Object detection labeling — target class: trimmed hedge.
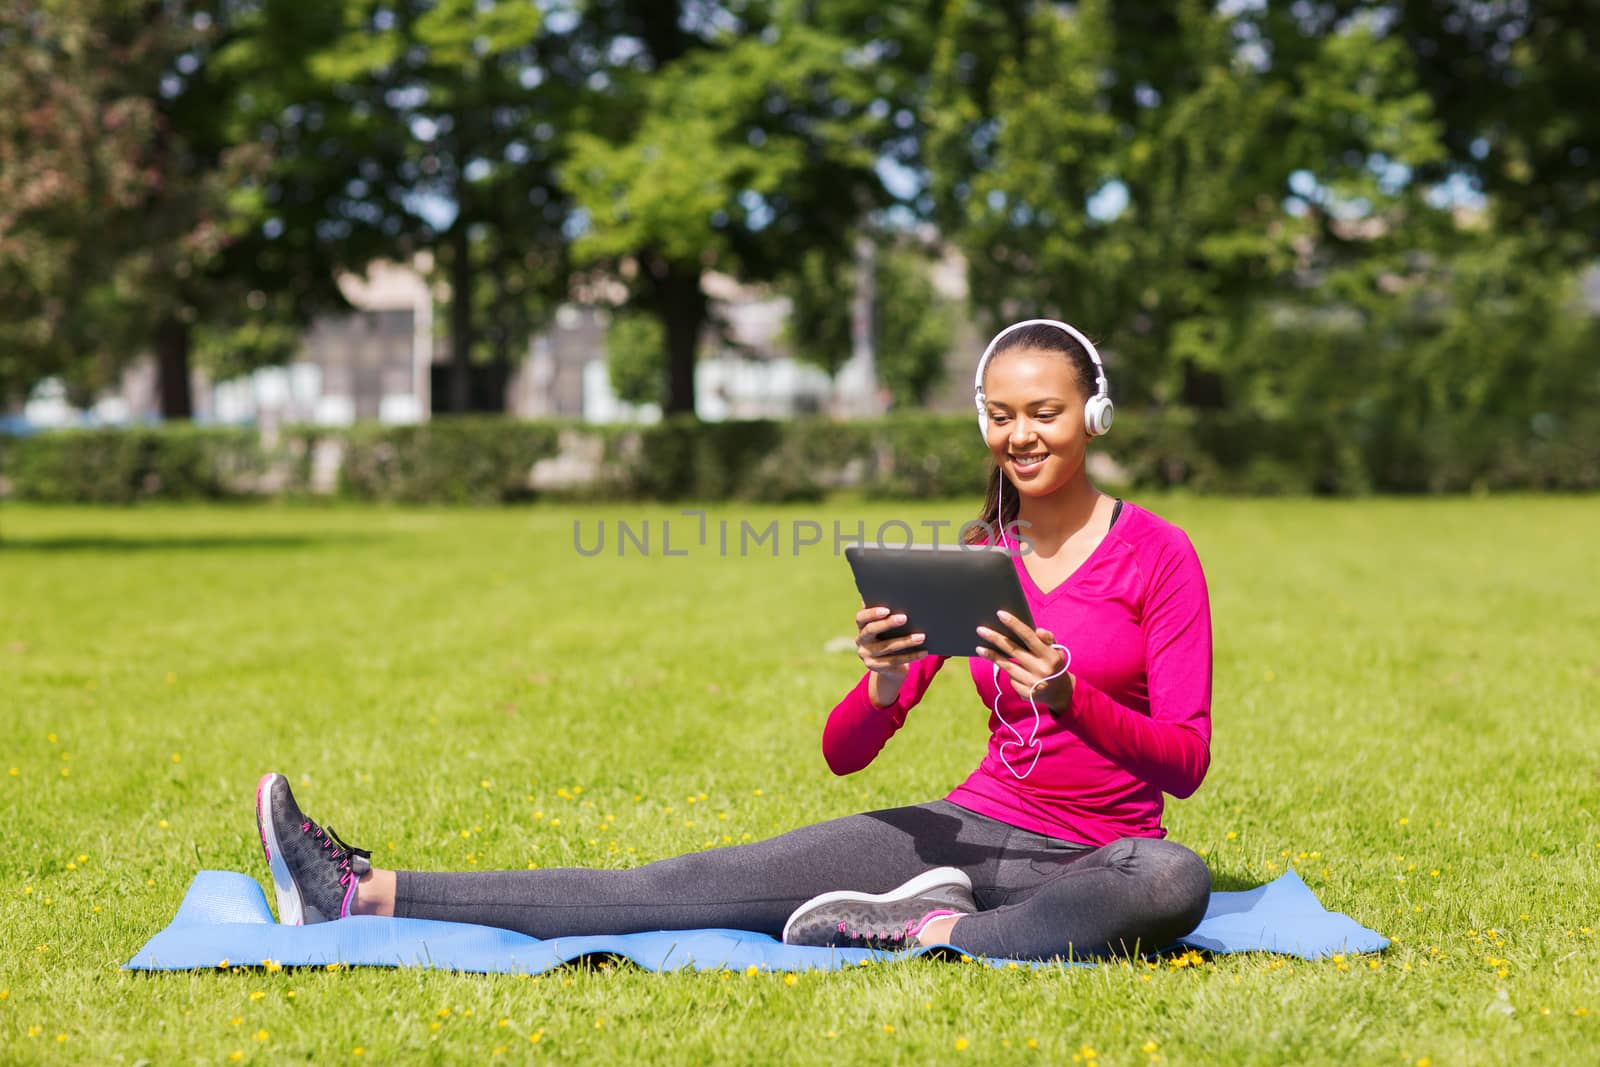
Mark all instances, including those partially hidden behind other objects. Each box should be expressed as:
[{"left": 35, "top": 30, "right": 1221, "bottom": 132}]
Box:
[
  {"left": 337, "top": 417, "right": 564, "bottom": 504},
  {"left": 0, "top": 426, "right": 267, "bottom": 503},
  {"left": 3, "top": 409, "right": 1596, "bottom": 504}
]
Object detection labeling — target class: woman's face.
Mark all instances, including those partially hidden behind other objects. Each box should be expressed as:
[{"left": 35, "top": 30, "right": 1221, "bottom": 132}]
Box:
[{"left": 981, "top": 347, "right": 1090, "bottom": 497}]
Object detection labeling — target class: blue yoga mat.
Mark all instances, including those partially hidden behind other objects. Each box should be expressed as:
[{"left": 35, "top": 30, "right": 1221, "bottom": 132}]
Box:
[{"left": 125, "top": 868, "right": 1386, "bottom": 973}]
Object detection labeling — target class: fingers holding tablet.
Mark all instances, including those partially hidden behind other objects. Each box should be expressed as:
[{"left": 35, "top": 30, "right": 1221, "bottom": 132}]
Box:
[{"left": 854, "top": 604, "right": 927, "bottom": 675}]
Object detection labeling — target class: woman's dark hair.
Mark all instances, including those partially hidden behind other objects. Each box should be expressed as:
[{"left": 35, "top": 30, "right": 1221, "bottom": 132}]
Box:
[{"left": 962, "top": 322, "right": 1102, "bottom": 545}]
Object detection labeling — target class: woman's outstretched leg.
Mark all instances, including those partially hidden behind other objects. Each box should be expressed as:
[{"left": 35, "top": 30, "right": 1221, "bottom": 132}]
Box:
[{"left": 256, "top": 773, "right": 1005, "bottom": 939}]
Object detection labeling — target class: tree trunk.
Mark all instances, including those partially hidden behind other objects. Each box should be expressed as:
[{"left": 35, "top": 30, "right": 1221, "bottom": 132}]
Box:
[
  {"left": 447, "top": 223, "right": 474, "bottom": 414},
  {"left": 155, "top": 315, "right": 193, "bottom": 420},
  {"left": 656, "top": 263, "right": 706, "bottom": 417}
]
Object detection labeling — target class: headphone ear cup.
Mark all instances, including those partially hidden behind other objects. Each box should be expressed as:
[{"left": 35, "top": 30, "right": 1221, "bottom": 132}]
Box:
[
  {"left": 974, "top": 391, "right": 988, "bottom": 438},
  {"left": 1084, "top": 396, "right": 1114, "bottom": 437}
]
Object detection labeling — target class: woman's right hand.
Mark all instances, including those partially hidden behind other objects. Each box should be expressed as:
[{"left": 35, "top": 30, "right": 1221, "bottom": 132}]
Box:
[{"left": 855, "top": 604, "right": 927, "bottom": 679}]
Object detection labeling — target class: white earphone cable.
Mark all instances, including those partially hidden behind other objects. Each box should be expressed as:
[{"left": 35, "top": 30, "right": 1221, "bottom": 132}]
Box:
[{"left": 990, "top": 643, "right": 1071, "bottom": 781}]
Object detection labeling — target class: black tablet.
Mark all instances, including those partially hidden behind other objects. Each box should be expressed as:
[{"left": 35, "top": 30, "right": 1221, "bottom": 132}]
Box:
[{"left": 844, "top": 544, "right": 1036, "bottom": 657}]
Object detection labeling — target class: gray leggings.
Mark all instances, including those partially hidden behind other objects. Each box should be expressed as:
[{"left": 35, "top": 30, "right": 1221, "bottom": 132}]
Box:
[{"left": 394, "top": 800, "right": 1210, "bottom": 960}]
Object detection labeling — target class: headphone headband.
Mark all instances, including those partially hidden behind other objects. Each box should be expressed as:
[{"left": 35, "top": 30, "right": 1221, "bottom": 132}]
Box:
[{"left": 973, "top": 318, "right": 1108, "bottom": 402}]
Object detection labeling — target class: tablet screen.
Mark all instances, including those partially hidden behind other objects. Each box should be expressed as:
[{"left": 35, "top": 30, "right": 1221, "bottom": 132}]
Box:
[{"left": 845, "top": 545, "right": 1036, "bottom": 657}]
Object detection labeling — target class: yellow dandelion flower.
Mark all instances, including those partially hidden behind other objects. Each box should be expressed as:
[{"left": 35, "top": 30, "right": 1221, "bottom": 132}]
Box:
[
  {"left": 56, "top": 1034, "right": 68, "bottom": 1043},
  {"left": 883, "top": 1024, "right": 895, "bottom": 1034},
  {"left": 498, "top": 1017, "right": 510, "bottom": 1027},
  {"left": 1225, "top": 831, "right": 1237, "bottom": 840},
  {"left": 230, "top": 1016, "right": 244, "bottom": 1026},
  {"left": 528, "top": 1029, "right": 545, "bottom": 1044},
  {"left": 746, "top": 964, "right": 761, "bottom": 976},
  {"left": 250, "top": 991, "right": 266, "bottom": 1001},
  {"left": 353, "top": 1048, "right": 364, "bottom": 1056},
  {"left": 1143, "top": 1040, "right": 1159, "bottom": 1053},
  {"left": 594, "top": 1016, "right": 606, "bottom": 1029},
  {"left": 28, "top": 1025, "right": 42, "bottom": 1037},
  {"left": 159, "top": 819, "right": 170, "bottom": 829},
  {"left": 254, "top": 1029, "right": 269, "bottom": 1042},
  {"left": 784, "top": 974, "right": 799, "bottom": 986},
  {"left": 955, "top": 1038, "right": 970, "bottom": 1051},
  {"left": 230, "top": 1052, "right": 243, "bottom": 1063},
  {"left": 437, "top": 1007, "right": 452, "bottom": 1018}
]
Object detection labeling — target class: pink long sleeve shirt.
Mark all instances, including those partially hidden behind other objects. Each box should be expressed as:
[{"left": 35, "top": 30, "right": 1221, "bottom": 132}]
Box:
[{"left": 823, "top": 502, "right": 1213, "bottom": 847}]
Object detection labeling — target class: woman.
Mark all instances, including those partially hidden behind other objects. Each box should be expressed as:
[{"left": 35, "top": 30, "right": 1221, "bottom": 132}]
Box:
[{"left": 256, "top": 318, "right": 1213, "bottom": 961}]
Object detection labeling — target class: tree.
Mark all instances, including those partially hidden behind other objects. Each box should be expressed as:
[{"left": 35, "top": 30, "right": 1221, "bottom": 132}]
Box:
[
  {"left": 927, "top": 0, "right": 1449, "bottom": 410},
  {"left": 1371, "top": 0, "right": 1600, "bottom": 264},
  {"left": 218, "top": 0, "right": 563, "bottom": 414},
  {"left": 786, "top": 240, "right": 954, "bottom": 408},
  {"left": 560, "top": 2, "right": 900, "bottom": 416},
  {"left": 0, "top": 1, "right": 276, "bottom": 414}
]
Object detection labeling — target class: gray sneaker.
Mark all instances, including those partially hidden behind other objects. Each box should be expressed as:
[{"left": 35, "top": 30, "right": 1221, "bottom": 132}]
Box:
[
  {"left": 781, "top": 867, "right": 977, "bottom": 950},
  {"left": 254, "top": 772, "right": 371, "bottom": 925}
]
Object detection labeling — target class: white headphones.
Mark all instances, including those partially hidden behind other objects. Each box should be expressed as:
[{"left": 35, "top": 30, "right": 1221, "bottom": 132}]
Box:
[{"left": 973, "top": 318, "right": 1114, "bottom": 439}]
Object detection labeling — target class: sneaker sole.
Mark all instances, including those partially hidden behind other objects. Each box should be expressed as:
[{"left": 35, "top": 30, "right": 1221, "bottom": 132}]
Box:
[
  {"left": 781, "top": 866, "right": 972, "bottom": 944},
  {"left": 255, "top": 772, "right": 305, "bottom": 926}
]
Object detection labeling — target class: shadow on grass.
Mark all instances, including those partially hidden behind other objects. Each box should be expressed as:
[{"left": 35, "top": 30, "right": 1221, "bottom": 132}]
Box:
[
  {"left": 1208, "top": 871, "right": 1266, "bottom": 893},
  {"left": 0, "top": 533, "right": 388, "bottom": 554}
]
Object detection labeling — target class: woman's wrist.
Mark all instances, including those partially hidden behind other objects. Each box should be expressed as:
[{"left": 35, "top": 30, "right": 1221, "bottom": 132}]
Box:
[
  {"left": 868, "top": 671, "right": 904, "bottom": 709},
  {"left": 1045, "top": 673, "right": 1077, "bottom": 715}
]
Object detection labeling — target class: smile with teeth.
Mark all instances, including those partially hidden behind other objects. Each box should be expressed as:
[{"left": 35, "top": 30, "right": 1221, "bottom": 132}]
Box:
[{"left": 1010, "top": 452, "right": 1048, "bottom": 470}]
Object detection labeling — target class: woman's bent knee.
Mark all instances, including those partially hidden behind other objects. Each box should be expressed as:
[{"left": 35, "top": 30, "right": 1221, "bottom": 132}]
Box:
[
  {"left": 1135, "top": 838, "right": 1211, "bottom": 939},
  {"left": 1095, "top": 837, "right": 1210, "bottom": 943}
]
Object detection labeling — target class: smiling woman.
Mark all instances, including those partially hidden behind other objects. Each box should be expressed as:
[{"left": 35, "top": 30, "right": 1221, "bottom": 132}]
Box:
[{"left": 252, "top": 318, "right": 1214, "bottom": 965}]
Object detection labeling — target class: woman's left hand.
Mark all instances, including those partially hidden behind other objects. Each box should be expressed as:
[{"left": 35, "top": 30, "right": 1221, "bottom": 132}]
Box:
[{"left": 975, "top": 610, "right": 1074, "bottom": 710}]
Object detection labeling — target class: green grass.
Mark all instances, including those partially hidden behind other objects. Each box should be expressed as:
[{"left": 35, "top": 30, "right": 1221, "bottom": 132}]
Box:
[{"left": 2, "top": 496, "right": 1598, "bottom": 1065}]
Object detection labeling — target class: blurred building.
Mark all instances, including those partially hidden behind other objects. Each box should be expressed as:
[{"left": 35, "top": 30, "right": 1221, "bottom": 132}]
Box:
[{"left": 7, "top": 252, "right": 991, "bottom": 430}]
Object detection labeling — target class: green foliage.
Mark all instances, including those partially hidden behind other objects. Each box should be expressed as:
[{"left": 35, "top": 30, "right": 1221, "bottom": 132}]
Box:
[
  {"left": 929, "top": 0, "right": 1457, "bottom": 409},
  {"left": 873, "top": 250, "right": 956, "bottom": 410},
  {"left": 605, "top": 312, "right": 668, "bottom": 409},
  {"left": 2, "top": 427, "right": 266, "bottom": 503},
  {"left": 785, "top": 243, "right": 956, "bottom": 407},
  {"left": 337, "top": 418, "right": 564, "bottom": 504}
]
